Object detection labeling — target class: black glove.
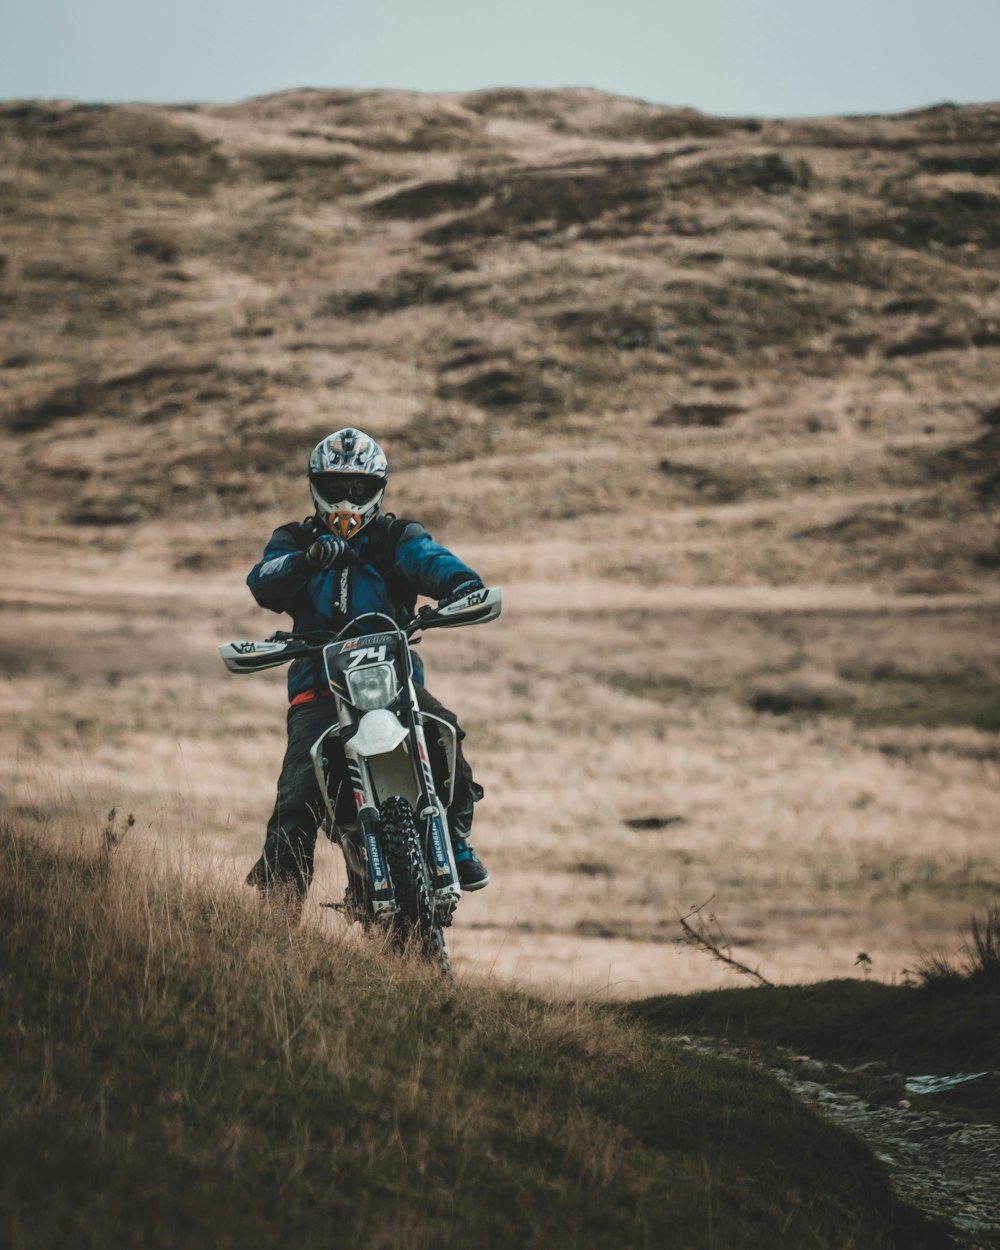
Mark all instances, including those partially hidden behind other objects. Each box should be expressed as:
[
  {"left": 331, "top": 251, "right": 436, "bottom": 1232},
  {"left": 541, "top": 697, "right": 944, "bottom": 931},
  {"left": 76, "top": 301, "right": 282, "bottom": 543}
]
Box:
[
  {"left": 305, "top": 535, "right": 352, "bottom": 570},
  {"left": 438, "top": 578, "right": 484, "bottom": 607}
]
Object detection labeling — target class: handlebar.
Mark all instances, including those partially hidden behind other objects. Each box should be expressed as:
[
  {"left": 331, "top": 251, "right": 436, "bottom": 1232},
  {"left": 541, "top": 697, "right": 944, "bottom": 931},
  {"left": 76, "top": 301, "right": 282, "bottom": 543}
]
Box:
[
  {"left": 266, "top": 613, "right": 425, "bottom": 648},
  {"left": 266, "top": 587, "right": 500, "bottom": 646},
  {"left": 222, "top": 588, "right": 501, "bottom": 675}
]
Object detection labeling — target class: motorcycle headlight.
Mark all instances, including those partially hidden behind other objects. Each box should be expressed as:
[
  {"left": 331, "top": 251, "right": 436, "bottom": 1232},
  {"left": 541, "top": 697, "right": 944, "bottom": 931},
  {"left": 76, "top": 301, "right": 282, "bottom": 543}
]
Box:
[{"left": 345, "top": 663, "right": 396, "bottom": 711}]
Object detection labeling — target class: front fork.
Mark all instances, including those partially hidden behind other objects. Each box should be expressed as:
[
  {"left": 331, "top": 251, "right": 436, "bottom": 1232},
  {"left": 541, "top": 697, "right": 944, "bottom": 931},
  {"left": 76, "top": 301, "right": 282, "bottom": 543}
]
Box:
[
  {"left": 308, "top": 705, "right": 463, "bottom": 921},
  {"left": 412, "top": 715, "right": 462, "bottom": 915},
  {"left": 309, "top": 721, "right": 396, "bottom": 919}
]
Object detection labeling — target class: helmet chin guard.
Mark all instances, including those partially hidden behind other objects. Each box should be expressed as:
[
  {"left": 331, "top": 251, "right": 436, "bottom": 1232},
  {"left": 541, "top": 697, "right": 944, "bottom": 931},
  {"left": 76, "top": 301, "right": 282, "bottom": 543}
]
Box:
[
  {"left": 308, "top": 428, "right": 388, "bottom": 539},
  {"left": 324, "top": 508, "right": 366, "bottom": 539}
]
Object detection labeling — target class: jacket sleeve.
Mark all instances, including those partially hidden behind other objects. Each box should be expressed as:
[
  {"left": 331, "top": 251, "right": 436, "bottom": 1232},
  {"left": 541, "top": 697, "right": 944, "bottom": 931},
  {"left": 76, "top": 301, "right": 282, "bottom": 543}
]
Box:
[
  {"left": 246, "top": 524, "right": 312, "bottom": 614},
  {"left": 394, "top": 527, "right": 481, "bottom": 600}
]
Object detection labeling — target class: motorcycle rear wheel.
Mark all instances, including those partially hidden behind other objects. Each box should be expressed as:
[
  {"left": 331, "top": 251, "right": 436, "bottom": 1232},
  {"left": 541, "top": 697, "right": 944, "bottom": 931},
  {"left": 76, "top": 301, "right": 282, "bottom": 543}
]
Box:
[{"left": 380, "top": 795, "right": 451, "bottom": 977}]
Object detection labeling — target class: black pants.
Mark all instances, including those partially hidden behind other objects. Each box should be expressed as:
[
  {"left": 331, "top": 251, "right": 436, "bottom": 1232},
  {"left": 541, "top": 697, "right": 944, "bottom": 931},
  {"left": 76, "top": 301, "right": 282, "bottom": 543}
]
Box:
[{"left": 249, "top": 686, "right": 480, "bottom": 896}]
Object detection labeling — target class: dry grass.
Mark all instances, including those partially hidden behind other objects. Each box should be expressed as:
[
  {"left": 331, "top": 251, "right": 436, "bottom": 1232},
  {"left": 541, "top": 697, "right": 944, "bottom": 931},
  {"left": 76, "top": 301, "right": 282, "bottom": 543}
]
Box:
[
  {"left": 0, "top": 819, "right": 943, "bottom": 1250},
  {"left": 916, "top": 901, "right": 1000, "bottom": 989}
]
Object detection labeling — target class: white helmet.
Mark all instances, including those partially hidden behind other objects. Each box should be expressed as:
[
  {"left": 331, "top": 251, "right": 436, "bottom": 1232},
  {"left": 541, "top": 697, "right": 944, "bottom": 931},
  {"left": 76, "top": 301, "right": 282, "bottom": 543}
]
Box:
[{"left": 308, "top": 428, "right": 388, "bottom": 539}]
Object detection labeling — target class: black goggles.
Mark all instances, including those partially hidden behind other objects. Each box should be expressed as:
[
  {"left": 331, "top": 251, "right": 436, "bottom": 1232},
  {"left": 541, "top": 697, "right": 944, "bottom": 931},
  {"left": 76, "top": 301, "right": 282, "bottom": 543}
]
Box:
[{"left": 311, "top": 472, "right": 384, "bottom": 506}]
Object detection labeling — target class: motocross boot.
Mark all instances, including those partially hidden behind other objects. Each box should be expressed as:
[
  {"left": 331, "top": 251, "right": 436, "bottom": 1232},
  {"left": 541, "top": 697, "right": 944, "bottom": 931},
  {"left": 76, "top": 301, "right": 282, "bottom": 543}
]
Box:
[
  {"left": 451, "top": 811, "right": 489, "bottom": 891},
  {"left": 246, "top": 854, "right": 307, "bottom": 926}
]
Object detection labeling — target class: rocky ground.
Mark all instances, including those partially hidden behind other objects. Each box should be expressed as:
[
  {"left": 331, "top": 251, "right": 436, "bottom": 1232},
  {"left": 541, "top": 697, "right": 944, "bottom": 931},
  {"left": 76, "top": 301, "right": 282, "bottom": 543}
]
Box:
[
  {"left": 788, "top": 1068, "right": 1000, "bottom": 1249},
  {"left": 679, "top": 1034, "right": 1000, "bottom": 1249}
]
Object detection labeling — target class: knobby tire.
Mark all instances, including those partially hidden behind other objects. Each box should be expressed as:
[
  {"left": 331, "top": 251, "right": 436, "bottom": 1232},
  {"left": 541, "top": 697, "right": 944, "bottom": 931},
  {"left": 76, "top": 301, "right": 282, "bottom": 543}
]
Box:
[{"left": 380, "top": 795, "right": 451, "bottom": 977}]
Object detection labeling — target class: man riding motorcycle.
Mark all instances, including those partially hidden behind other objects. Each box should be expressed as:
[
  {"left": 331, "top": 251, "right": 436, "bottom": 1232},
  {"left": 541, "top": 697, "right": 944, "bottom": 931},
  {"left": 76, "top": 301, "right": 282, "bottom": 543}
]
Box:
[{"left": 244, "top": 426, "right": 489, "bottom": 911}]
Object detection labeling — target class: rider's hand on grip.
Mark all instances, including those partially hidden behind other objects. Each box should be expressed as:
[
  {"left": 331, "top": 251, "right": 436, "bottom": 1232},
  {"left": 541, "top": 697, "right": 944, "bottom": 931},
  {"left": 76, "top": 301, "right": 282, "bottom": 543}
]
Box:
[
  {"left": 306, "top": 536, "right": 351, "bottom": 570},
  {"left": 438, "top": 578, "right": 484, "bottom": 607}
]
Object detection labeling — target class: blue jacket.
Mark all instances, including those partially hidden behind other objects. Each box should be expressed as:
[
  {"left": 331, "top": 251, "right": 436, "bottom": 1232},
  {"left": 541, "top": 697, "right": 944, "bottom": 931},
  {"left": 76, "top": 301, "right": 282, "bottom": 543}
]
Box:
[{"left": 247, "top": 514, "right": 479, "bottom": 700}]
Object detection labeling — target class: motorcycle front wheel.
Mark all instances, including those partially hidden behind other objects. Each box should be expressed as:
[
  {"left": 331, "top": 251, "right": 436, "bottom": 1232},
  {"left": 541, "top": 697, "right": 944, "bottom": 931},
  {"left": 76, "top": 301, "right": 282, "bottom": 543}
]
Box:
[{"left": 379, "top": 795, "right": 451, "bottom": 977}]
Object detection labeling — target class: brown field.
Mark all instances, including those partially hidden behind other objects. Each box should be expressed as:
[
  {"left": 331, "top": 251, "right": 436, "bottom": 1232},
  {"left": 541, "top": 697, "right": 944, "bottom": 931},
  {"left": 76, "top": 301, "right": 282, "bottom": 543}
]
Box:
[{"left": 1, "top": 89, "right": 998, "bottom": 997}]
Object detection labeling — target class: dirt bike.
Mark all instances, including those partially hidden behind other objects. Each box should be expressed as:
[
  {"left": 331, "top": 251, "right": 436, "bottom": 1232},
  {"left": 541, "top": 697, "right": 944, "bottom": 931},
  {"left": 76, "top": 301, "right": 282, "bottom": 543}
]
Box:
[{"left": 219, "top": 586, "right": 501, "bottom": 974}]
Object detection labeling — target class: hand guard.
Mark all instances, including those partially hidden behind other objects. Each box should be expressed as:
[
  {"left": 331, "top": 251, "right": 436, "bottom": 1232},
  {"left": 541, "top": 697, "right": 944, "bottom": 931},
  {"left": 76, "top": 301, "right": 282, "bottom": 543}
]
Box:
[
  {"left": 306, "top": 536, "right": 352, "bottom": 570},
  {"left": 438, "top": 578, "right": 484, "bottom": 607}
]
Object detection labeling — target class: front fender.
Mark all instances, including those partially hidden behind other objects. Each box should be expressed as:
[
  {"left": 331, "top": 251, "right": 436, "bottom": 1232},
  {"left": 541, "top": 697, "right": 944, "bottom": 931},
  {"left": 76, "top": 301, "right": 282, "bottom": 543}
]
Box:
[{"left": 348, "top": 709, "right": 409, "bottom": 757}]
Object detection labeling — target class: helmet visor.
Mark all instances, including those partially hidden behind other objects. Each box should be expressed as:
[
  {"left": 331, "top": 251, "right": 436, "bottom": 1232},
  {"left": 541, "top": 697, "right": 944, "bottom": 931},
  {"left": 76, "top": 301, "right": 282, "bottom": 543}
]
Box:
[{"left": 311, "top": 472, "right": 384, "bottom": 507}]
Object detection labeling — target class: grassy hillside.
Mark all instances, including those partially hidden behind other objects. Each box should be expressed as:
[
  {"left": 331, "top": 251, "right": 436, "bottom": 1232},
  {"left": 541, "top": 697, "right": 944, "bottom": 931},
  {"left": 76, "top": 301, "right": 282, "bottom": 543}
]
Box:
[
  {"left": 0, "top": 821, "right": 946, "bottom": 1250},
  {"left": 1, "top": 86, "right": 998, "bottom": 992},
  {"left": 0, "top": 95, "right": 998, "bottom": 1250},
  {"left": 2, "top": 90, "right": 999, "bottom": 586}
]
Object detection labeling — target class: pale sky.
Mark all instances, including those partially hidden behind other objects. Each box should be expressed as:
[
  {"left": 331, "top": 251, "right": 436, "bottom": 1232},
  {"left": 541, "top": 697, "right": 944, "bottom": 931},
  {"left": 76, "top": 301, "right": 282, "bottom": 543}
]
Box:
[{"left": 2, "top": 0, "right": 998, "bottom": 118}]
